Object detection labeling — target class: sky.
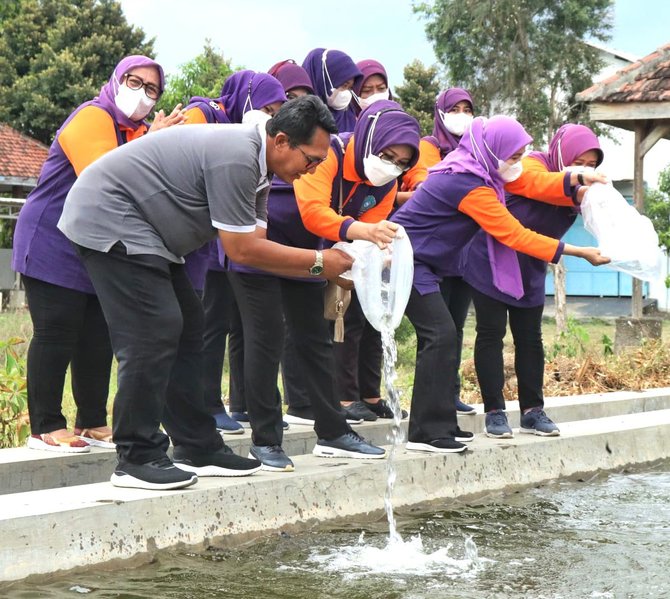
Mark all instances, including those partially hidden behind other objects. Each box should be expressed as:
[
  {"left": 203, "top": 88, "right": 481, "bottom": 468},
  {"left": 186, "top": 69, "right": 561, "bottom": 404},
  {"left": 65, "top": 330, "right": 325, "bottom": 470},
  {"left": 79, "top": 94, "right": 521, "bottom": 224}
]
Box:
[{"left": 118, "top": 0, "right": 670, "bottom": 90}]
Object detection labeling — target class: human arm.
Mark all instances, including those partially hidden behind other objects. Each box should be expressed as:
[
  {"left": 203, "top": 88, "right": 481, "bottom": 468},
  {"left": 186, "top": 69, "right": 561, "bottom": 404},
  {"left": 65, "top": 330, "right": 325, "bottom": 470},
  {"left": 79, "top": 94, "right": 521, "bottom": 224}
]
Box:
[{"left": 458, "top": 186, "right": 610, "bottom": 265}]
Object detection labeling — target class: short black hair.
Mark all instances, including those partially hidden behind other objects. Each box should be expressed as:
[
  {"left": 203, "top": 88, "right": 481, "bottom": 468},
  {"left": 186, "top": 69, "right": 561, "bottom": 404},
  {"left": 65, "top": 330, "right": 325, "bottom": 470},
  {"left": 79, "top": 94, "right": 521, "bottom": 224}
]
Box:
[{"left": 266, "top": 95, "right": 338, "bottom": 145}]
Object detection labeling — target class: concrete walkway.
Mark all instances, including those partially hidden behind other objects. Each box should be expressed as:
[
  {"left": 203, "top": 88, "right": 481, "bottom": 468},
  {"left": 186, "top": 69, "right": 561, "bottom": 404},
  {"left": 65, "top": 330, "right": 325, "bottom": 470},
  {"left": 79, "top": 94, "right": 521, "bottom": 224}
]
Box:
[{"left": 1, "top": 388, "right": 670, "bottom": 584}]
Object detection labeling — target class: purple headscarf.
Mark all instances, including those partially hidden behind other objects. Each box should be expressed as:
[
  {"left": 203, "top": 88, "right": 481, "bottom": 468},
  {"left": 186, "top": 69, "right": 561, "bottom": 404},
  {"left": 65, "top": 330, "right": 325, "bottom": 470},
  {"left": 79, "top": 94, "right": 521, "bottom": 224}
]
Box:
[
  {"left": 190, "top": 70, "right": 286, "bottom": 124},
  {"left": 268, "top": 60, "right": 314, "bottom": 94},
  {"left": 432, "top": 115, "right": 533, "bottom": 299},
  {"left": 95, "top": 55, "right": 165, "bottom": 131},
  {"left": 530, "top": 123, "right": 603, "bottom": 172},
  {"left": 431, "top": 88, "right": 474, "bottom": 157},
  {"left": 351, "top": 100, "right": 421, "bottom": 180},
  {"left": 302, "top": 48, "right": 363, "bottom": 104}
]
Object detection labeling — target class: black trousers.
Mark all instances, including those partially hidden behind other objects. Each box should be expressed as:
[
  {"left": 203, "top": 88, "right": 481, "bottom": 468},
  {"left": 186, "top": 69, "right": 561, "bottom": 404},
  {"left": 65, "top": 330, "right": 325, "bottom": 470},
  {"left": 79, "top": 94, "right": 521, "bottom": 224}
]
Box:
[
  {"left": 227, "top": 272, "right": 284, "bottom": 446},
  {"left": 404, "top": 288, "right": 460, "bottom": 443},
  {"left": 280, "top": 278, "right": 351, "bottom": 439},
  {"left": 201, "top": 270, "right": 245, "bottom": 413},
  {"left": 77, "top": 244, "right": 223, "bottom": 463},
  {"left": 333, "top": 291, "right": 382, "bottom": 402},
  {"left": 439, "top": 276, "right": 472, "bottom": 403},
  {"left": 470, "top": 288, "right": 545, "bottom": 412},
  {"left": 23, "top": 275, "right": 112, "bottom": 434}
]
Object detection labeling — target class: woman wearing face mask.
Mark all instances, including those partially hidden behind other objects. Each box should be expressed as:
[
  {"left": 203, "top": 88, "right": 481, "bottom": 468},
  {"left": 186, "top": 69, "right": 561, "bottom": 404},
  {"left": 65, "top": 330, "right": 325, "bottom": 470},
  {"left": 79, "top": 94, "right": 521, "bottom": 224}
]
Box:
[
  {"left": 399, "top": 88, "right": 479, "bottom": 417},
  {"left": 181, "top": 70, "right": 287, "bottom": 435},
  {"left": 302, "top": 48, "right": 363, "bottom": 133},
  {"left": 13, "top": 55, "right": 183, "bottom": 452},
  {"left": 271, "top": 101, "right": 420, "bottom": 427},
  {"left": 331, "top": 58, "right": 398, "bottom": 422},
  {"left": 390, "top": 115, "right": 610, "bottom": 454},
  {"left": 352, "top": 59, "right": 391, "bottom": 114},
  {"left": 461, "top": 124, "right": 604, "bottom": 439}
]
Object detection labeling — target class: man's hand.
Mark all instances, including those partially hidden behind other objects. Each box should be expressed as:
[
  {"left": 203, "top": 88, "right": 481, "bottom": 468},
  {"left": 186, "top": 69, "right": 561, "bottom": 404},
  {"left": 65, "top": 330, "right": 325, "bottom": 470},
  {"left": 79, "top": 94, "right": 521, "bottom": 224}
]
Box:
[
  {"left": 149, "top": 104, "right": 186, "bottom": 132},
  {"left": 322, "top": 248, "right": 354, "bottom": 280}
]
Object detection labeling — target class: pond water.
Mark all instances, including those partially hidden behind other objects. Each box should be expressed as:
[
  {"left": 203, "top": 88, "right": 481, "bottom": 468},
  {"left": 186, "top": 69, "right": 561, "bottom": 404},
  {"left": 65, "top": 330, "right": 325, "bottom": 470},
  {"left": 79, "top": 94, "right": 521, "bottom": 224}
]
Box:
[{"left": 5, "top": 461, "right": 669, "bottom": 599}]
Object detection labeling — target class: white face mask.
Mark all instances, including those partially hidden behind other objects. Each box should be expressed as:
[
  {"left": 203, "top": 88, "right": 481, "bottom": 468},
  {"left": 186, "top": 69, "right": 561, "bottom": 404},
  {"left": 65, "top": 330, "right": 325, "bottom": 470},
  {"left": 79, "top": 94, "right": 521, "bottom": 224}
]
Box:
[
  {"left": 358, "top": 89, "right": 390, "bottom": 110},
  {"left": 497, "top": 160, "right": 523, "bottom": 182},
  {"left": 439, "top": 110, "right": 473, "bottom": 136},
  {"left": 363, "top": 154, "right": 403, "bottom": 186},
  {"left": 115, "top": 83, "right": 156, "bottom": 121},
  {"left": 563, "top": 165, "right": 596, "bottom": 174},
  {"left": 327, "top": 88, "right": 352, "bottom": 111},
  {"left": 242, "top": 109, "right": 272, "bottom": 128}
]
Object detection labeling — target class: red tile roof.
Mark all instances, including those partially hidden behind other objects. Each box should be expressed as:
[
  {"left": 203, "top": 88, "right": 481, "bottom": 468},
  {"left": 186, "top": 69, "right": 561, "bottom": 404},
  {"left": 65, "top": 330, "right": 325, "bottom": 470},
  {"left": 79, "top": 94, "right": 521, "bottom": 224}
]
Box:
[
  {"left": 577, "top": 42, "right": 670, "bottom": 103},
  {"left": 0, "top": 123, "right": 49, "bottom": 180}
]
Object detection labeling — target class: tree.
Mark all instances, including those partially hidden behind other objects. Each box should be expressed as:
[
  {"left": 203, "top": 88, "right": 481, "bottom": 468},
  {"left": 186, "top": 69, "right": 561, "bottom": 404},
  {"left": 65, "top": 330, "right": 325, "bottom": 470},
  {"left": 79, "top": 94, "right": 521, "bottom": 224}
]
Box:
[
  {"left": 156, "top": 41, "right": 238, "bottom": 113},
  {"left": 394, "top": 60, "right": 441, "bottom": 137},
  {"left": 414, "top": 0, "right": 613, "bottom": 146},
  {"left": 0, "top": 0, "right": 153, "bottom": 144},
  {"left": 645, "top": 165, "right": 670, "bottom": 257}
]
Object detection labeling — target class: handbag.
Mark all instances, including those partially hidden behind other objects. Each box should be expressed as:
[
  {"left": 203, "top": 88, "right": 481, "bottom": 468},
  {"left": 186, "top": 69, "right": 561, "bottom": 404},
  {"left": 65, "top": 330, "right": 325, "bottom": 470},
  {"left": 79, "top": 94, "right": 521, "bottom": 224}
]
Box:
[{"left": 323, "top": 152, "right": 351, "bottom": 342}]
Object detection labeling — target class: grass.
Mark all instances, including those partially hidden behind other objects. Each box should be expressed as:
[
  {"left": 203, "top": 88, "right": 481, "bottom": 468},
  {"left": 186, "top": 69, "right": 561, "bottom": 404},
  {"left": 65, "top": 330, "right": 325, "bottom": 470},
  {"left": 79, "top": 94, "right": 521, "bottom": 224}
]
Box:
[{"left": 3, "top": 306, "right": 670, "bottom": 432}]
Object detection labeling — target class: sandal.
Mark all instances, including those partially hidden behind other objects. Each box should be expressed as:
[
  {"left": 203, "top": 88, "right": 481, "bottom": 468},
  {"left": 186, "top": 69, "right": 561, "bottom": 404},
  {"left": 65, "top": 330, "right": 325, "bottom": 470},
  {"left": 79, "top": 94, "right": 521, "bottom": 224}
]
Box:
[
  {"left": 75, "top": 427, "right": 115, "bottom": 449},
  {"left": 27, "top": 432, "right": 91, "bottom": 453}
]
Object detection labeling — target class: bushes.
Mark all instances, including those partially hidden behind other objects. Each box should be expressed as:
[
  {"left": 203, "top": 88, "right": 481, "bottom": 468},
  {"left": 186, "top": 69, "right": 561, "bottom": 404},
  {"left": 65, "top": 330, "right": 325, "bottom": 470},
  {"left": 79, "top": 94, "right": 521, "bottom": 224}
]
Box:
[{"left": 0, "top": 337, "right": 29, "bottom": 448}]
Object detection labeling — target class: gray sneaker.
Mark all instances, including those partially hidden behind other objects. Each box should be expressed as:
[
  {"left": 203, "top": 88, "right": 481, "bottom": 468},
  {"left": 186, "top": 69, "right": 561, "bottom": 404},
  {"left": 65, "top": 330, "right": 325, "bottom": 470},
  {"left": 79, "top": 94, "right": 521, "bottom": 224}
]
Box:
[
  {"left": 313, "top": 431, "right": 386, "bottom": 459},
  {"left": 485, "top": 410, "right": 514, "bottom": 438},
  {"left": 248, "top": 444, "right": 295, "bottom": 472},
  {"left": 520, "top": 408, "right": 560, "bottom": 436}
]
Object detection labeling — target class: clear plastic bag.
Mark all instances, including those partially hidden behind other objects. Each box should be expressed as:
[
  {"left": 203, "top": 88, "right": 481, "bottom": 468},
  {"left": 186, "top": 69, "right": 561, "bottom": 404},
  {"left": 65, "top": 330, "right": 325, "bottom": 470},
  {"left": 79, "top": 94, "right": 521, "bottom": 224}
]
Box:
[
  {"left": 581, "top": 182, "right": 662, "bottom": 282},
  {"left": 332, "top": 226, "right": 414, "bottom": 331}
]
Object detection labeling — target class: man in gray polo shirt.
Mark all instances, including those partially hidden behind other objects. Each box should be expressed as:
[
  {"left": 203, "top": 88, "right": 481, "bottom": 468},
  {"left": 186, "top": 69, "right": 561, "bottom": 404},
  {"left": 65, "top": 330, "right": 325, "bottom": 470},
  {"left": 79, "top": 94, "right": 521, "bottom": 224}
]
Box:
[{"left": 58, "top": 96, "right": 376, "bottom": 491}]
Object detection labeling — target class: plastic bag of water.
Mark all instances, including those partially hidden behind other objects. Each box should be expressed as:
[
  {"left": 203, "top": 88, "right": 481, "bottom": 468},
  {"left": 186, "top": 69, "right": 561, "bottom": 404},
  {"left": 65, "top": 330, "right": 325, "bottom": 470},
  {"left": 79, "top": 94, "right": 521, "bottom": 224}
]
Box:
[
  {"left": 581, "top": 182, "right": 662, "bottom": 282},
  {"left": 333, "top": 226, "right": 414, "bottom": 331}
]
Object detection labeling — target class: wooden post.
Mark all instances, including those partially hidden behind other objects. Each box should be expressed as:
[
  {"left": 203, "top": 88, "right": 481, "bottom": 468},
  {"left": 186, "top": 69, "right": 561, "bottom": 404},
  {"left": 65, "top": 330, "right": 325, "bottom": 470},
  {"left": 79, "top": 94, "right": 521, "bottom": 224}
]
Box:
[{"left": 632, "top": 122, "right": 646, "bottom": 318}]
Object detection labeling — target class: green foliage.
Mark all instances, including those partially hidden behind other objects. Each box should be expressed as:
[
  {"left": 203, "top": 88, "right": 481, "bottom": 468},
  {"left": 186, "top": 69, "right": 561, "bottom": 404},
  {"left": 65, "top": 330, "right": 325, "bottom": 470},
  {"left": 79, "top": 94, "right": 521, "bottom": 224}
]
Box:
[
  {"left": 0, "top": 337, "right": 29, "bottom": 448},
  {"left": 0, "top": 0, "right": 154, "bottom": 145},
  {"left": 394, "top": 60, "right": 441, "bottom": 136},
  {"left": 645, "top": 164, "right": 670, "bottom": 257},
  {"left": 414, "top": 0, "right": 613, "bottom": 146},
  {"left": 546, "top": 317, "right": 590, "bottom": 359},
  {"left": 156, "top": 40, "right": 238, "bottom": 113},
  {"left": 601, "top": 333, "right": 613, "bottom": 356}
]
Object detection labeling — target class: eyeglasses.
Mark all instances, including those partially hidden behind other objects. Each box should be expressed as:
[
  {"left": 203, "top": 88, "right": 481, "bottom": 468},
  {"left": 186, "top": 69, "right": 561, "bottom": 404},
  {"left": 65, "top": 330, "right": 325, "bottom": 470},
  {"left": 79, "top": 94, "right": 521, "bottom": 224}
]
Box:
[
  {"left": 378, "top": 152, "right": 411, "bottom": 172},
  {"left": 123, "top": 74, "right": 161, "bottom": 100},
  {"left": 296, "top": 145, "right": 327, "bottom": 169}
]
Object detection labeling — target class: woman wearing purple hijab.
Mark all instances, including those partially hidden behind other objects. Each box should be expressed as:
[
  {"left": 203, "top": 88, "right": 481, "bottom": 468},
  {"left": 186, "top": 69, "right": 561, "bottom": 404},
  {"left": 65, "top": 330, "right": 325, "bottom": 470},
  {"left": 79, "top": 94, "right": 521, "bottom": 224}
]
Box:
[
  {"left": 462, "top": 124, "right": 604, "bottom": 439},
  {"left": 181, "top": 70, "right": 287, "bottom": 434},
  {"left": 268, "top": 59, "right": 314, "bottom": 99},
  {"left": 13, "top": 55, "right": 183, "bottom": 452},
  {"left": 352, "top": 59, "right": 391, "bottom": 114},
  {"left": 400, "top": 87, "right": 479, "bottom": 417},
  {"left": 302, "top": 48, "right": 363, "bottom": 133},
  {"left": 391, "top": 115, "right": 609, "bottom": 454}
]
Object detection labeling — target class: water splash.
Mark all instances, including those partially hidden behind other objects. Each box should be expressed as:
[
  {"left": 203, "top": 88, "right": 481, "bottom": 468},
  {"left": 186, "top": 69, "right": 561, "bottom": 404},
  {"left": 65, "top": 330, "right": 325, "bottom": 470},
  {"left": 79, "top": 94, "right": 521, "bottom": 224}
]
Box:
[{"left": 307, "top": 532, "right": 483, "bottom": 580}]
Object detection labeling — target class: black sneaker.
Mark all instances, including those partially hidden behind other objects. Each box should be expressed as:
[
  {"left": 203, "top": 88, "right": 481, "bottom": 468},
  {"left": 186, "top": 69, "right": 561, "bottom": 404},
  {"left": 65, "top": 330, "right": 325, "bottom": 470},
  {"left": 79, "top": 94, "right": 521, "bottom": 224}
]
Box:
[
  {"left": 313, "top": 431, "right": 386, "bottom": 459},
  {"left": 406, "top": 438, "right": 467, "bottom": 454},
  {"left": 284, "top": 406, "right": 315, "bottom": 426},
  {"left": 454, "top": 427, "right": 474, "bottom": 442},
  {"left": 110, "top": 456, "right": 198, "bottom": 490},
  {"left": 342, "top": 400, "right": 377, "bottom": 423},
  {"left": 248, "top": 444, "right": 294, "bottom": 472},
  {"left": 362, "top": 399, "right": 408, "bottom": 420},
  {"left": 173, "top": 445, "right": 262, "bottom": 477}
]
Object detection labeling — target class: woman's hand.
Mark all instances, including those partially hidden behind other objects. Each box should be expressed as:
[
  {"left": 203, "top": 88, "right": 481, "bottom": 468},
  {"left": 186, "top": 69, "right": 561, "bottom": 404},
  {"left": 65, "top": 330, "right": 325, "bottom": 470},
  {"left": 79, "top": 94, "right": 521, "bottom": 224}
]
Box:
[
  {"left": 564, "top": 244, "right": 611, "bottom": 266},
  {"left": 149, "top": 104, "right": 187, "bottom": 132},
  {"left": 569, "top": 169, "right": 608, "bottom": 187}
]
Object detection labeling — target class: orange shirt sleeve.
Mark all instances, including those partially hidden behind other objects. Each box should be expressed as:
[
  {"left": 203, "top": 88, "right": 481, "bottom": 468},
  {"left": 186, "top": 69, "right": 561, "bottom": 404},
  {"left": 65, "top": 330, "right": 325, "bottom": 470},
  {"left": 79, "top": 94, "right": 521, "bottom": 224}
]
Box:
[
  {"left": 459, "top": 186, "right": 561, "bottom": 262},
  {"left": 357, "top": 183, "right": 397, "bottom": 223},
  {"left": 183, "top": 106, "right": 208, "bottom": 125},
  {"left": 293, "top": 148, "right": 354, "bottom": 241},
  {"left": 58, "top": 106, "right": 120, "bottom": 176},
  {"left": 401, "top": 139, "right": 441, "bottom": 191},
  {"left": 503, "top": 156, "right": 573, "bottom": 206}
]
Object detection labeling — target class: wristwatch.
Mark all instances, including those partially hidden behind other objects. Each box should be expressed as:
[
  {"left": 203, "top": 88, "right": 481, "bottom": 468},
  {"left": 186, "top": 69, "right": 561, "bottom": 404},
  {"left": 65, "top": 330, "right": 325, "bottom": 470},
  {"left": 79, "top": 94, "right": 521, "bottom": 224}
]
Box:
[{"left": 309, "top": 250, "right": 324, "bottom": 276}]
